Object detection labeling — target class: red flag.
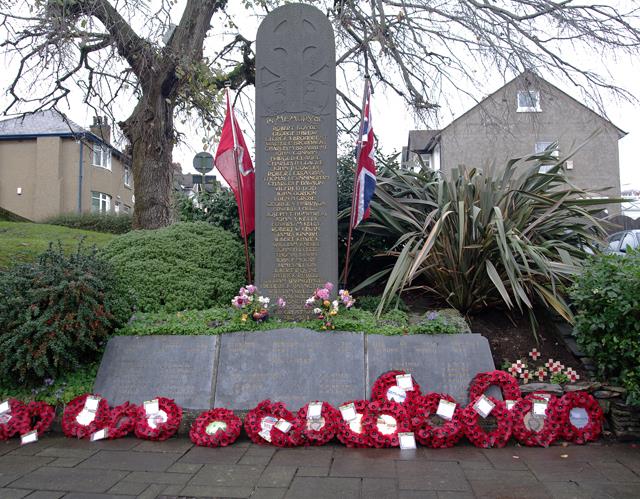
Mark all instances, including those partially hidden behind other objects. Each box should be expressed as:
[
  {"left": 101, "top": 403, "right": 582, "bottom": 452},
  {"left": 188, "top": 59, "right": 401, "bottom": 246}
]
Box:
[{"left": 214, "top": 92, "right": 255, "bottom": 237}]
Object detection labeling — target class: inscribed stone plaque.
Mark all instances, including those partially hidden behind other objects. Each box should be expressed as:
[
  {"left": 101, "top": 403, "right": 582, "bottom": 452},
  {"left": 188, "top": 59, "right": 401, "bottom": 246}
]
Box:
[
  {"left": 366, "top": 334, "right": 497, "bottom": 404},
  {"left": 255, "top": 3, "right": 338, "bottom": 319},
  {"left": 214, "top": 329, "right": 364, "bottom": 410},
  {"left": 94, "top": 336, "right": 217, "bottom": 409}
]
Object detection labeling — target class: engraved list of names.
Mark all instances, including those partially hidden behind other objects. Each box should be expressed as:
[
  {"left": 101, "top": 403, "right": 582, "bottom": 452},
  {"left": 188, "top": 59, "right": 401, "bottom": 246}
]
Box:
[{"left": 255, "top": 4, "right": 338, "bottom": 319}]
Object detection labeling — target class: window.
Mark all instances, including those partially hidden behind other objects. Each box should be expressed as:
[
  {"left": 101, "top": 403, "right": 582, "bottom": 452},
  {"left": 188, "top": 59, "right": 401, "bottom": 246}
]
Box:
[
  {"left": 517, "top": 90, "right": 541, "bottom": 112},
  {"left": 124, "top": 165, "right": 132, "bottom": 187},
  {"left": 535, "top": 141, "right": 559, "bottom": 173},
  {"left": 123, "top": 204, "right": 131, "bottom": 214},
  {"left": 91, "top": 191, "right": 111, "bottom": 213},
  {"left": 114, "top": 201, "right": 121, "bottom": 214},
  {"left": 92, "top": 144, "right": 112, "bottom": 170}
]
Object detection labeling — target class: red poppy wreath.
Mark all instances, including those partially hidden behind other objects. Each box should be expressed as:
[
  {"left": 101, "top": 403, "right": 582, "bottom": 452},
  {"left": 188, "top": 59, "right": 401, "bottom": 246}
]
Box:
[
  {"left": 336, "top": 400, "right": 373, "bottom": 448},
  {"left": 362, "top": 399, "right": 411, "bottom": 448},
  {"left": 511, "top": 393, "right": 560, "bottom": 447},
  {"left": 133, "top": 397, "right": 182, "bottom": 441},
  {"left": 189, "top": 408, "right": 242, "bottom": 447},
  {"left": 556, "top": 391, "right": 603, "bottom": 444},
  {"left": 23, "top": 401, "right": 56, "bottom": 436},
  {"left": 244, "top": 400, "right": 298, "bottom": 447},
  {"left": 62, "top": 394, "right": 112, "bottom": 439},
  {"left": 468, "top": 370, "right": 521, "bottom": 402},
  {"left": 0, "top": 399, "right": 29, "bottom": 440},
  {"left": 413, "top": 393, "right": 464, "bottom": 449},
  {"left": 371, "top": 370, "right": 422, "bottom": 415},
  {"left": 108, "top": 402, "right": 138, "bottom": 439},
  {"left": 290, "top": 401, "right": 340, "bottom": 446},
  {"left": 462, "top": 395, "right": 512, "bottom": 448}
]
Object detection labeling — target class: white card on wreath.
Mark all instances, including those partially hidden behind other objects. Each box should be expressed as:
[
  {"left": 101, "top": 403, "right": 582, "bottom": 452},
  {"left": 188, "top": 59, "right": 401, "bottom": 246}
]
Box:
[
  {"left": 307, "top": 402, "right": 323, "bottom": 419},
  {"left": 436, "top": 399, "right": 456, "bottom": 421},
  {"left": 0, "top": 400, "right": 9, "bottom": 414},
  {"left": 84, "top": 396, "right": 101, "bottom": 412},
  {"left": 21, "top": 430, "right": 38, "bottom": 445},
  {"left": 275, "top": 419, "right": 292, "bottom": 433},
  {"left": 533, "top": 401, "right": 548, "bottom": 416},
  {"left": 399, "top": 432, "right": 417, "bottom": 450},
  {"left": 505, "top": 400, "right": 517, "bottom": 411},
  {"left": 258, "top": 429, "right": 272, "bottom": 442},
  {"left": 144, "top": 399, "right": 160, "bottom": 416},
  {"left": 396, "top": 374, "right": 414, "bottom": 391},
  {"left": 339, "top": 403, "right": 357, "bottom": 422},
  {"left": 75, "top": 409, "right": 96, "bottom": 426},
  {"left": 91, "top": 428, "right": 108, "bottom": 441},
  {"left": 473, "top": 395, "right": 495, "bottom": 418},
  {"left": 387, "top": 386, "right": 407, "bottom": 403}
]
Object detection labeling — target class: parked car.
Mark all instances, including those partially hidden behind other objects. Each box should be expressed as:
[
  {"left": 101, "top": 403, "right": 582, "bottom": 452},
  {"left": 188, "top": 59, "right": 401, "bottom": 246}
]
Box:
[{"left": 605, "top": 229, "right": 640, "bottom": 255}]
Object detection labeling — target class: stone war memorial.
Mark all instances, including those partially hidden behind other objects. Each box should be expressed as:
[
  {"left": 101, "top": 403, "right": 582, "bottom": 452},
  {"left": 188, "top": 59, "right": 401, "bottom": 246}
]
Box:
[{"left": 93, "top": 3, "right": 496, "bottom": 415}]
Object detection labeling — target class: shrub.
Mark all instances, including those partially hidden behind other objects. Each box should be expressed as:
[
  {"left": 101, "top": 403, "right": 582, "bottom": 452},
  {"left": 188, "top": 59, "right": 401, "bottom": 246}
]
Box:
[
  {"left": 355, "top": 295, "right": 409, "bottom": 313},
  {"left": 45, "top": 212, "right": 133, "bottom": 234},
  {"left": 102, "top": 222, "right": 246, "bottom": 312},
  {"left": 0, "top": 243, "right": 131, "bottom": 385},
  {"left": 361, "top": 151, "right": 616, "bottom": 333},
  {"left": 570, "top": 252, "right": 640, "bottom": 405}
]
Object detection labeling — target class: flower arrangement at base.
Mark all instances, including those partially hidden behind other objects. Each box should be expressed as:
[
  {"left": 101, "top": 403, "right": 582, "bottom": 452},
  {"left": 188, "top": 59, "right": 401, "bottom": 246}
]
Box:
[
  {"left": 413, "top": 393, "right": 464, "bottom": 449},
  {"left": 61, "top": 394, "right": 112, "bottom": 439},
  {"left": 511, "top": 393, "right": 560, "bottom": 447},
  {"left": 24, "top": 401, "right": 55, "bottom": 436},
  {"left": 232, "top": 284, "right": 285, "bottom": 322},
  {"left": 362, "top": 400, "right": 411, "bottom": 448},
  {"left": 556, "top": 391, "right": 603, "bottom": 444},
  {"left": 462, "top": 396, "right": 512, "bottom": 448},
  {"left": 133, "top": 397, "right": 182, "bottom": 441},
  {"left": 290, "top": 401, "right": 340, "bottom": 446},
  {"left": 0, "top": 399, "right": 29, "bottom": 440},
  {"left": 304, "top": 282, "right": 355, "bottom": 330},
  {"left": 108, "top": 402, "right": 138, "bottom": 439},
  {"left": 370, "top": 370, "right": 422, "bottom": 415},
  {"left": 244, "top": 400, "right": 298, "bottom": 447},
  {"left": 469, "top": 370, "right": 521, "bottom": 402},
  {"left": 336, "top": 400, "right": 372, "bottom": 448},
  {"left": 189, "top": 408, "right": 242, "bottom": 447}
]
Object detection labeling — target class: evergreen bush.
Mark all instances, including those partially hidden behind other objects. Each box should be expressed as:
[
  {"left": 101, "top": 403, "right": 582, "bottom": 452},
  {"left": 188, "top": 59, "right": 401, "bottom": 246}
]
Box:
[
  {"left": 0, "top": 243, "right": 131, "bottom": 385},
  {"left": 45, "top": 212, "right": 132, "bottom": 234},
  {"left": 102, "top": 222, "right": 246, "bottom": 313}
]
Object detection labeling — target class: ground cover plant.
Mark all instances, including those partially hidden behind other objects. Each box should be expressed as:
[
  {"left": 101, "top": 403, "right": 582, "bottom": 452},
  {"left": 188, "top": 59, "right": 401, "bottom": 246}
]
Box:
[
  {"left": 0, "top": 221, "right": 114, "bottom": 269},
  {"left": 45, "top": 212, "right": 133, "bottom": 234},
  {"left": 102, "top": 222, "right": 245, "bottom": 313}
]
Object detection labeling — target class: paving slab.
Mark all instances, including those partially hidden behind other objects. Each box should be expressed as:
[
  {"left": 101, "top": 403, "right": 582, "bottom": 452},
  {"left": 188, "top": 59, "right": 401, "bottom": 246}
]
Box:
[
  {"left": 24, "top": 492, "right": 65, "bottom": 499},
  {"left": 397, "top": 460, "right": 471, "bottom": 492},
  {"left": 362, "top": 477, "right": 399, "bottom": 499},
  {"left": 188, "top": 464, "right": 264, "bottom": 487},
  {"left": 78, "top": 450, "right": 179, "bottom": 472},
  {"left": 0, "top": 455, "right": 53, "bottom": 475},
  {"left": 285, "top": 476, "right": 361, "bottom": 499},
  {"left": 330, "top": 453, "right": 397, "bottom": 478},
  {"left": 257, "top": 465, "right": 297, "bottom": 488},
  {"left": 178, "top": 445, "right": 247, "bottom": 464},
  {"left": 8, "top": 467, "right": 128, "bottom": 493},
  {"left": 270, "top": 448, "right": 333, "bottom": 467},
  {"left": 178, "top": 484, "right": 254, "bottom": 498},
  {"left": 250, "top": 488, "right": 288, "bottom": 499}
]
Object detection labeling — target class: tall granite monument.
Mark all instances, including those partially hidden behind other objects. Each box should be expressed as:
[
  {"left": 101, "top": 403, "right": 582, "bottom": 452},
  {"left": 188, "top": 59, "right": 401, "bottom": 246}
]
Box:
[{"left": 255, "top": 3, "right": 338, "bottom": 319}]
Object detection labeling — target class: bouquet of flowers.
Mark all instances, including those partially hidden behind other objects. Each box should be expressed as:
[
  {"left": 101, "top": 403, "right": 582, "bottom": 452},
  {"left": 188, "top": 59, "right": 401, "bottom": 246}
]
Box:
[
  {"left": 304, "top": 282, "right": 355, "bottom": 330},
  {"left": 231, "top": 284, "right": 285, "bottom": 322}
]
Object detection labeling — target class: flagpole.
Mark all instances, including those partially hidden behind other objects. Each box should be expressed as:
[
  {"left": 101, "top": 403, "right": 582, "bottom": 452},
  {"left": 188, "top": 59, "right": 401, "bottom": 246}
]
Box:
[
  {"left": 342, "top": 77, "right": 370, "bottom": 288},
  {"left": 227, "top": 86, "right": 253, "bottom": 284}
]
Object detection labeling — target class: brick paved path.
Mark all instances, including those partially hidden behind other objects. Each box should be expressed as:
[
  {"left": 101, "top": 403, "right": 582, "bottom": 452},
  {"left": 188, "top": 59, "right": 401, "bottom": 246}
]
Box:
[{"left": 0, "top": 436, "right": 638, "bottom": 498}]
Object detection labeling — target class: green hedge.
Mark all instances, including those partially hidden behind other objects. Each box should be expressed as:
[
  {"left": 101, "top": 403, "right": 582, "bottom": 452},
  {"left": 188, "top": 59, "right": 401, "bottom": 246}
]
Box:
[
  {"left": 45, "top": 212, "right": 133, "bottom": 234},
  {"left": 570, "top": 252, "right": 640, "bottom": 405},
  {"left": 102, "top": 222, "right": 246, "bottom": 313}
]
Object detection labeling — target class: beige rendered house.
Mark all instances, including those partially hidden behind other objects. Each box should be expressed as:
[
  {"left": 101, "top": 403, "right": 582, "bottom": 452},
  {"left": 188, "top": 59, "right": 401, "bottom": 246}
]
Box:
[
  {"left": 402, "top": 72, "right": 626, "bottom": 213},
  {"left": 0, "top": 110, "right": 134, "bottom": 221}
]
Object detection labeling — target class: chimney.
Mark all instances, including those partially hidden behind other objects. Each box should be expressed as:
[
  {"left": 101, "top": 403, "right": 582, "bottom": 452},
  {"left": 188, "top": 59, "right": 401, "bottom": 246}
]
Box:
[{"left": 90, "top": 115, "right": 111, "bottom": 144}]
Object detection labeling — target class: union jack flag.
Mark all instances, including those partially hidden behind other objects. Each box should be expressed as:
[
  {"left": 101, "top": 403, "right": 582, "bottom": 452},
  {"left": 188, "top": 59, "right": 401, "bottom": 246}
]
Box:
[{"left": 351, "top": 79, "right": 376, "bottom": 228}]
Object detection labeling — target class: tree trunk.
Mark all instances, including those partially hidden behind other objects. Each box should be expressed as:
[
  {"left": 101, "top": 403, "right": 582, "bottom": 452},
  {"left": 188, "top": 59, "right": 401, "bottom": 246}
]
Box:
[{"left": 122, "top": 85, "right": 176, "bottom": 230}]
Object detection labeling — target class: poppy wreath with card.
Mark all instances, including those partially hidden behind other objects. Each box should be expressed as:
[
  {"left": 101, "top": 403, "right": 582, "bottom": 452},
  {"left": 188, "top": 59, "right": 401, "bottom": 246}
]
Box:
[
  {"left": 462, "top": 395, "right": 512, "bottom": 448},
  {"left": 511, "top": 393, "right": 560, "bottom": 447},
  {"left": 413, "top": 393, "right": 464, "bottom": 449},
  {"left": 108, "top": 402, "right": 138, "bottom": 439},
  {"left": 22, "top": 401, "right": 56, "bottom": 436},
  {"left": 556, "top": 391, "right": 603, "bottom": 444},
  {"left": 0, "top": 399, "right": 29, "bottom": 440},
  {"left": 189, "top": 408, "right": 242, "bottom": 447},
  {"left": 468, "top": 370, "right": 521, "bottom": 402},
  {"left": 336, "top": 400, "right": 373, "bottom": 448},
  {"left": 290, "top": 401, "right": 340, "bottom": 446},
  {"left": 244, "top": 400, "right": 298, "bottom": 447},
  {"left": 61, "top": 394, "right": 112, "bottom": 439},
  {"left": 370, "top": 371, "right": 422, "bottom": 416},
  {"left": 362, "top": 399, "right": 411, "bottom": 448},
  {"left": 133, "top": 397, "right": 182, "bottom": 441}
]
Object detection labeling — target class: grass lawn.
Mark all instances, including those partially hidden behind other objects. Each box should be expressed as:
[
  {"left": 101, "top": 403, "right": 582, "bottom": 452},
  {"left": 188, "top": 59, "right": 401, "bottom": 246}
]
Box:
[{"left": 0, "top": 221, "right": 115, "bottom": 269}]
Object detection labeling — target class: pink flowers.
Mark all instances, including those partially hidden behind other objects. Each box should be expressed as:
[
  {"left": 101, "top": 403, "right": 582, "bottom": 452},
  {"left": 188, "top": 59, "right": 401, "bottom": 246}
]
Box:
[
  {"left": 316, "top": 288, "right": 330, "bottom": 300},
  {"left": 305, "top": 282, "right": 356, "bottom": 331},
  {"left": 536, "top": 367, "right": 547, "bottom": 382},
  {"left": 529, "top": 348, "right": 540, "bottom": 361},
  {"left": 565, "top": 368, "right": 580, "bottom": 382},
  {"left": 520, "top": 370, "right": 532, "bottom": 384},
  {"left": 339, "top": 289, "right": 355, "bottom": 309},
  {"left": 231, "top": 285, "right": 284, "bottom": 322}
]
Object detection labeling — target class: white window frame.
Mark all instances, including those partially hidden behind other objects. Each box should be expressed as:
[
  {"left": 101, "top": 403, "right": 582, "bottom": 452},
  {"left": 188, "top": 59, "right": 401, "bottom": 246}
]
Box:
[
  {"left": 517, "top": 90, "right": 541, "bottom": 112},
  {"left": 535, "top": 141, "right": 560, "bottom": 173},
  {"left": 92, "top": 144, "right": 112, "bottom": 170},
  {"left": 91, "top": 191, "right": 111, "bottom": 213},
  {"left": 124, "top": 165, "right": 132, "bottom": 187}
]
